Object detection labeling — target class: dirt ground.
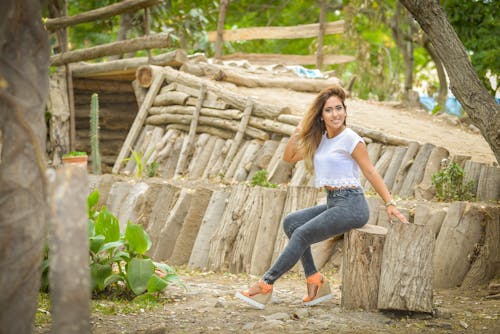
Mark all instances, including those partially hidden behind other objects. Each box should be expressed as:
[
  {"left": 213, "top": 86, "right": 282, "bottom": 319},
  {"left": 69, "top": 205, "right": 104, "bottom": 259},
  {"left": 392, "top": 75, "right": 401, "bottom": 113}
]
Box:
[{"left": 35, "top": 90, "right": 498, "bottom": 333}]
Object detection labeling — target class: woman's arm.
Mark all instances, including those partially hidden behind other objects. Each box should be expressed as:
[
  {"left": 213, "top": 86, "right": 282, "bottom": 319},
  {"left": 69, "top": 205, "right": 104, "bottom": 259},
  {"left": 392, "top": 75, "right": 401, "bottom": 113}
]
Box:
[
  {"left": 351, "top": 142, "right": 409, "bottom": 224},
  {"left": 283, "top": 126, "right": 304, "bottom": 163}
]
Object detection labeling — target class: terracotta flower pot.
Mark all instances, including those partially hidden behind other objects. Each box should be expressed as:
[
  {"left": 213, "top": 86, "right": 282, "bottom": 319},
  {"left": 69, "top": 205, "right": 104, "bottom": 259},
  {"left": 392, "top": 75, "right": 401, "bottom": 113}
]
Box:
[{"left": 62, "top": 155, "right": 88, "bottom": 169}]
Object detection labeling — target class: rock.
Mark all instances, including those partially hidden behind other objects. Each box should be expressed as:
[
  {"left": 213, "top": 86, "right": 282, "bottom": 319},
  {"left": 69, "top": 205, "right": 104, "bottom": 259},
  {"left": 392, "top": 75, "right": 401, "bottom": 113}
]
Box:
[
  {"left": 433, "top": 307, "right": 452, "bottom": 319},
  {"left": 459, "top": 320, "right": 469, "bottom": 329}
]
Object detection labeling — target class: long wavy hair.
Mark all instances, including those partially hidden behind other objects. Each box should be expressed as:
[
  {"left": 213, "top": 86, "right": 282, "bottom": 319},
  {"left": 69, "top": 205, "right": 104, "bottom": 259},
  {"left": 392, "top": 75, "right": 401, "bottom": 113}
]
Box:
[{"left": 298, "top": 85, "right": 347, "bottom": 172}]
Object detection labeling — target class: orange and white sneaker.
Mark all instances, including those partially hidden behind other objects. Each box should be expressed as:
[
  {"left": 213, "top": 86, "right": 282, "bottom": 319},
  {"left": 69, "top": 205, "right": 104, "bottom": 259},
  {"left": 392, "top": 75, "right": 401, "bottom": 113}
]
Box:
[
  {"left": 303, "top": 272, "right": 333, "bottom": 306},
  {"left": 235, "top": 279, "right": 273, "bottom": 309}
]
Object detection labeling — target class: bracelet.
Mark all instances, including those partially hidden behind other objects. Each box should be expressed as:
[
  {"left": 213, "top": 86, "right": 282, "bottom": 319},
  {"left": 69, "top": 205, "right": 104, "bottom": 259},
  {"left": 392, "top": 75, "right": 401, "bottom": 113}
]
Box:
[{"left": 385, "top": 199, "right": 397, "bottom": 207}]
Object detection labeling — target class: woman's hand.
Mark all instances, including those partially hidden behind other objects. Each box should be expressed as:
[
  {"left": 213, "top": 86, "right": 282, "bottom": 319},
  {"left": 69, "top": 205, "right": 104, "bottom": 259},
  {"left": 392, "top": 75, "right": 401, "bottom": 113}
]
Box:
[{"left": 386, "top": 205, "right": 409, "bottom": 224}]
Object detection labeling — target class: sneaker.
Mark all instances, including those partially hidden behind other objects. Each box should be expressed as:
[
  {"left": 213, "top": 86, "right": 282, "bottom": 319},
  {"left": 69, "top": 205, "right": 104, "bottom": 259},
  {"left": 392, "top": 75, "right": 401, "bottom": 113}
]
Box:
[
  {"left": 235, "top": 279, "right": 273, "bottom": 309},
  {"left": 303, "top": 272, "right": 333, "bottom": 306}
]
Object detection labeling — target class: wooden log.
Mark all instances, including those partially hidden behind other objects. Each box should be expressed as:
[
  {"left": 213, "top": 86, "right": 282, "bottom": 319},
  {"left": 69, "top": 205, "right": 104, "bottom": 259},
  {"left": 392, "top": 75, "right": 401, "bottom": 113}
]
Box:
[
  {"left": 311, "top": 236, "right": 340, "bottom": 271},
  {"left": 266, "top": 137, "right": 289, "bottom": 181},
  {"left": 461, "top": 205, "right": 500, "bottom": 288},
  {"left": 165, "top": 123, "right": 234, "bottom": 140},
  {"left": 122, "top": 125, "right": 152, "bottom": 174},
  {"left": 289, "top": 160, "right": 309, "bottom": 186},
  {"left": 167, "top": 82, "right": 229, "bottom": 109},
  {"left": 113, "top": 72, "right": 165, "bottom": 174},
  {"left": 399, "top": 143, "right": 436, "bottom": 198},
  {"left": 169, "top": 187, "right": 213, "bottom": 265},
  {"left": 377, "top": 223, "right": 434, "bottom": 313},
  {"left": 451, "top": 154, "right": 471, "bottom": 168},
  {"left": 477, "top": 165, "right": 500, "bottom": 201},
  {"left": 73, "top": 78, "right": 134, "bottom": 93},
  {"left": 149, "top": 105, "right": 242, "bottom": 120},
  {"left": 175, "top": 84, "right": 207, "bottom": 177},
  {"left": 272, "top": 186, "right": 319, "bottom": 263},
  {"left": 220, "top": 98, "right": 253, "bottom": 176},
  {"left": 413, "top": 203, "right": 447, "bottom": 239},
  {"left": 132, "top": 80, "right": 147, "bottom": 109},
  {"left": 136, "top": 65, "right": 165, "bottom": 88},
  {"left": 207, "top": 185, "right": 251, "bottom": 271},
  {"left": 233, "top": 140, "right": 262, "bottom": 181},
  {"left": 351, "top": 125, "right": 412, "bottom": 146},
  {"left": 188, "top": 190, "right": 231, "bottom": 270},
  {"left": 248, "top": 116, "right": 295, "bottom": 136},
  {"left": 45, "top": 0, "right": 162, "bottom": 31},
  {"left": 341, "top": 224, "right": 387, "bottom": 311},
  {"left": 249, "top": 188, "right": 288, "bottom": 275},
  {"left": 47, "top": 73, "right": 71, "bottom": 166},
  {"left": 156, "top": 129, "right": 180, "bottom": 162},
  {"left": 202, "top": 138, "right": 227, "bottom": 179},
  {"left": 383, "top": 146, "right": 407, "bottom": 191},
  {"left": 162, "top": 66, "right": 287, "bottom": 118},
  {"left": 463, "top": 160, "right": 483, "bottom": 195},
  {"left": 146, "top": 113, "right": 269, "bottom": 141},
  {"left": 71, "top": 49, "right": 187, "bottom": 79},
  {"left": 433, "top": 202, "right": 485, "bottom": 288},
  {"left": 214, "top": 0, "right": 230, "bottom": 59},
  {"left": 152, "top": 188, "right": 194, "bottom": 260},
  {"left": 159, "top": 133, "right": 184, "bottom": 179},
  {"left": 391, "top": 142, "right": 421, "bottom": 195},
  {"left": 152, "top": 91, "right": 190, "bottom": 106},
  {"left": 48, "top": 166, "right": 91, "bottom": 334},
  {"left": 188, "top": 134, "right": 217, "bottom": 179},
  {"left": 277, "top": 114, "right": 301, "bottom": 126},
  {"left": 365, "top": 196, "right": 384, "bottom": 225},
  {"left": 364, "top": 146, "right": 394, "bottom": 192},
  {"left": 247, "top": 139, "right": 280, "bottom": 180},
  {"left": 360, "top": 142, "right": 382, "bottom": 185},
  {"left": 224, "top": 141, "right": 250, "bottom": 180},
  {"left": 51, "top": 33, "right": 171, "bottom": 66},
  {"left": 140, "top": 126, "right": 164, "bottom": 168},
  {"left": 415, "top": 146, "right": 449, "bottom": 200},
  {"left": 206, "top": 139, "right": 233, "bottom": 178}
]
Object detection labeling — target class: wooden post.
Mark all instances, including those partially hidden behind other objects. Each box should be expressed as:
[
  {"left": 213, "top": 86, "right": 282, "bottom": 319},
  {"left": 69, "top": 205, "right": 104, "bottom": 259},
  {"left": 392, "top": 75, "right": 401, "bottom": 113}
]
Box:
[
  {"left": 341, "top": 224, "right": 387, "bottom": 311},
  {"left": 377, "top": 223, "right": 434, "bottom": 313},
  {"left": 175, "top": 83, "right": 207, "bottom": 176},
  {"left": 112, "top": 70, "right": 165, "bottom": 174},
  {"left": 316, "top": 0, "right": 326, "bottom": 69},
  {"left": 48, "top": 166, "right": 91, "bottom": 333},
  {"left": 215, "top": 0, "right": 230, "bottom": 60},
  {"left": 220, "top": 98, "right": 253, "bottom": 175}
]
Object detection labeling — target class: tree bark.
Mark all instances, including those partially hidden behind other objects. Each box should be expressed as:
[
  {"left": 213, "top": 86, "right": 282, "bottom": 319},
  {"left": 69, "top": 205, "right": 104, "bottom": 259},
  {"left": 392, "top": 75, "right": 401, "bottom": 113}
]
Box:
[
  {"left": 45, "top": 0, "right": 163, "bottom": 31},
  {"left": 0, "top": 1, "right": 50, "bottom": 332},
  {"left": 400, "top": 0, "right": 500, "bottom": 164}
]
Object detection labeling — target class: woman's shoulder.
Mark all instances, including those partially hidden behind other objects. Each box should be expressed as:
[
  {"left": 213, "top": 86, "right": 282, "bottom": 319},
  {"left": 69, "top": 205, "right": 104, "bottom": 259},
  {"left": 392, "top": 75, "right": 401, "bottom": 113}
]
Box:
[{"left": 344, "top": 127, "right": 363, "bottom": 141}]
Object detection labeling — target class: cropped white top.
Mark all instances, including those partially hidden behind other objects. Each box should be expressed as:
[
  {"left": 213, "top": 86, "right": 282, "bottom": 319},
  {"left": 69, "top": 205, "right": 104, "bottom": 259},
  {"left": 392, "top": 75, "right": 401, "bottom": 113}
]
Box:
[{"left": 313, "top": 128, "right": 364, "bottom": 188}]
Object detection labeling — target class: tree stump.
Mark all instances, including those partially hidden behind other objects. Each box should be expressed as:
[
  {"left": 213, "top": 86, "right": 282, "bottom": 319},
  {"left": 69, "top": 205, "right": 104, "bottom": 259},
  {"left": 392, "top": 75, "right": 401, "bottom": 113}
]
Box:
[
  {"left": 341, "top": 224, "right": 387, "bottom": 311},
  {"left": 377, "top": 223, "right": 434, "bottom": 313}
]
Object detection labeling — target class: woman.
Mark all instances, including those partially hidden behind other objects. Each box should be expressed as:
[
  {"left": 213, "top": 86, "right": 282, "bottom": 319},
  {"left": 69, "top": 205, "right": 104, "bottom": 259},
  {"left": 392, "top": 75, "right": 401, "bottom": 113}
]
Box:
[{"left": 235, "top": 85, "right": 409, "bottom": 309}]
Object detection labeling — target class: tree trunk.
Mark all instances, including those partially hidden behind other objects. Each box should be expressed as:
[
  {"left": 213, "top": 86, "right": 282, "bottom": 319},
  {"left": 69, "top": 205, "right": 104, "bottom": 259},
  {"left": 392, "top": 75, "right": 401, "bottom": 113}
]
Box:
[
  {"left": 377, "top": 224, "right": 434, "bottom": 313},
  {"left": 342, "top": 224, "right": 387, "bottom": 311},
  {"left": 47, "top": 73, "right": 71, "bottom": 166},
  {"left": 0, "top": 0, "right": 50, "bottom": 332},
  {"left": 400, "top": 0, "right": 500, "bottom": 164},
  {"left": 215, "top": 0, "right": 230, "bottom": 60}
]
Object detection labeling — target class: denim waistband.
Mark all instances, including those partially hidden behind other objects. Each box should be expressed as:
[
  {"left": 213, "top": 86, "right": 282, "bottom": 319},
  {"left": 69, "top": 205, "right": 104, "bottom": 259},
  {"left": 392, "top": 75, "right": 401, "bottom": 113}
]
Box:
[{"left": 326, "top": 186, "right": 364, "bottom": 197}]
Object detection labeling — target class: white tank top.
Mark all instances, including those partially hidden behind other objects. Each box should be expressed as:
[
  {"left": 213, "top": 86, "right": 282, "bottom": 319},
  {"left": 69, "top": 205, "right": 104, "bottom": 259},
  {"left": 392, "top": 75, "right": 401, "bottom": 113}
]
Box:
[{"left": 313, "top": 128, "right": 364, "bottom": 188}]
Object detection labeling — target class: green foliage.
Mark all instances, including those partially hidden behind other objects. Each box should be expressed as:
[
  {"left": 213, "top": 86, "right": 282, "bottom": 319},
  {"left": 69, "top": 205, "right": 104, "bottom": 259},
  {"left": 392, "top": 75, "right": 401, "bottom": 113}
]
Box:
[
  {"left": 250, "top": 170, "right": 277, "bottom": 188},
  {"left": 41, "top": 189, "right": 182, "bottom": 297},
  {"left": 123, "top": 149, "right": 158, "bottom": 178},
  {"left": 90, "top": 93, "right": 102, "bottom": 174},
  {"left": 431, "top": 161, "right": 475, "bottom": 202}
]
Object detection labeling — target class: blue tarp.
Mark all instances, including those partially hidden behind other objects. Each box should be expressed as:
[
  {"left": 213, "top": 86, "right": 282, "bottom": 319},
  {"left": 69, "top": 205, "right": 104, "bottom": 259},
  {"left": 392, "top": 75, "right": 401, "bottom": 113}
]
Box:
[{"left": 420, "top": 96, "right": 500, "bottom": 117}]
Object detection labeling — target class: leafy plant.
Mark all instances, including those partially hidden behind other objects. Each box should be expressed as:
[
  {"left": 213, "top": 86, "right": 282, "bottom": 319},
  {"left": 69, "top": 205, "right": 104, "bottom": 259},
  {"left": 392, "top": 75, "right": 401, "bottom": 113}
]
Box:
[
  {"left": 431, "top": 161, "right": 475, "bottom": 201},
  {"left": 250, "top": 170, "right": 277, "bottom": 188},
  {"left": 87, "top": 189, "right": 183, "bottom": 296},
  {"left": 63, "top": 151, "right": 87, "bottom": 158},
  {"left": 123, "top": 149, "right": 158, "bottom": 178}
]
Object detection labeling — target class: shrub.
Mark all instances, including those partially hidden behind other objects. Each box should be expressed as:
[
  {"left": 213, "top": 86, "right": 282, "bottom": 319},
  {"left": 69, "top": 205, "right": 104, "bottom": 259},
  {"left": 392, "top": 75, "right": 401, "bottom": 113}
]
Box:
[
  {"left": 431, "top": 160, "right": 475, "bottom": 201},
  {"left": 250, "top": 170, "right": 277, "bottom": 188}
]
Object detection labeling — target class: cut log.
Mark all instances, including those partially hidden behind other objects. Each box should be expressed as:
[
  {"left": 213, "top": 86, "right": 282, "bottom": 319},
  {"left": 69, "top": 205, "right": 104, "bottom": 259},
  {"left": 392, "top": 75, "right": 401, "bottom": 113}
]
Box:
[
  {"left": 224, "top": 141, "right": 250, "bottom": 180},
  {"left": 132, "top": 79, "right": 147, "bottom": 108},
  {"left": 202, "top": 137, "right": 228, "bottom": 179},
  {"left": 477, "top": 165, "right": 500, "bottom": 201},
  {"left": 377, "top": 223, "right": 434, "bottom": 313},
  {"left": 289, "top": 160, "right": 309, "bottom": 186},
  {"left": 165, "top": 123, "right": 234, "bottom": 140},
  {"left": 341, "top": 224, "right": 387, "bottom": 311},
  {"left": 266, "top": 137, "right": 289, "bottom": 181},
  {"left": 149, "top": 105, "right": 242, "bottom": 120},
  {"left": 47, "top": 73, "right": 71, "bottom": 166},
  {"left": 433, "top": 202, "right": 485, "bottom": 288},
  {"left": 248, "top": 116, "right": 295, "bottom": 136},
  {"left": 311, "top": 236, "right": 340, "bottom": 271},
  {"left": 463, "top": 160, "right": 483, "bottom": 195},
  {"left": 51, "top": 33, "right": 171, "bottom": 66},
  {"left": 206, "top": 139, "right": 233, "bottom": 178},
  {"left": 152, "top": 91, "right": 187, "bottom": 106},
  {"left": 159, "top": 133, "right": 184, "bottom": 179},
  {"left": 247, "top": 139, "right": 280, "bottom": 180},
  {"left": 277, "top": 114, "right": 301, "bottom": 126},
  {"left": 175, "top": 84, "right": 207, "bottom": 176},
  {"left": 188, "top": 134, "right": 217, "bottom": 179},
  {"left": 461, "top": 205, "right": 500, "bottom": 287},
  {"left": 233, "top": 140, "right": 262, "bottom": 181},
  {"left": 146, "top": 113, "right": 269, "bottom": 140},
  {"left": 391, "top": 142, "right": 420, "bottom": 194},
  {"left": 365, "top": 196, "right": 384, "bottom": 225},
  {"left": 249, "top": 188, "right": 288, "bottom": 275},
  {"left": 170, "top": 82, "right": 229, "bottom": 109},
  {"left": 207, "top": 185, "right": 251, "bottom": 271},
  {"left": 48, "top": 166, "right": 90, "bottom": 334},
  {"left": 272, "top": 186, "right": 319, "bottom": 263},
  {"left": 360, "top": 142, "right": 382, "bottom": 185},
  {"left": 136, "top": 65, "right": 165, "bottom": 88},
  {"left": 399, "top": 143, "right": 436, "bottom": 198},
  {"left": 364, "top": 146, "right": 394, "bottom": 192},
  {"left": 415, "top": 146, "right": 449, "bottom": 200},
  {"left": 113, "top": 72, "right": 165, "bottom": 173},
  {"left": 351, "top": 125, "right": 411, "bottom": 146},
  {"left": 169, "top": 187, "right": 213, "bottom": 265},
  {"left": 220, "top": 99, "right": 254, "bottom": 175},
  {"left": 162, "top": 66, "right": 287, "bottom": 118},
  {"left": 188, "top": 190, "right": 231, "bottom": 269},
  {"left": 383, "top": 146, "right": 407, "bottom": 191},
  {"left": 413, "top": 203, "right": 447, "bottom": 239}
]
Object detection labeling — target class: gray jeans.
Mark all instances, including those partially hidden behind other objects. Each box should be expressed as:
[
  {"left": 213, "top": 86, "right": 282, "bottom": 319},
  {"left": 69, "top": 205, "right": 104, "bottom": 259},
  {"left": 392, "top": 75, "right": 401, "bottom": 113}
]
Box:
[{"left": 262, "top": 187, "right": 369, "bottom": 284}]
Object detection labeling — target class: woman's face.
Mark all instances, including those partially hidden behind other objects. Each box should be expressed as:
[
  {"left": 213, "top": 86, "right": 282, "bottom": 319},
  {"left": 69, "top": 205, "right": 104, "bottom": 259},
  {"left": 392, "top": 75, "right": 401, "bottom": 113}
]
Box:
[{"left": 321, "top": 95, "right": 346, "bottom": 134}]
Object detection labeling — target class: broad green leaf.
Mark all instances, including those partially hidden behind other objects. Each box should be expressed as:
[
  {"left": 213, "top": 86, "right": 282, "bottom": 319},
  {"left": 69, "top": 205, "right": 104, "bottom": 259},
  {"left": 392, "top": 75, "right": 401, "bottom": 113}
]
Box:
[
  {"left": 99, "top": 240, "right": 125, "bottom": 254},
  {"left": 110, "top": 250, "right": 130, "bottom": 263},
  {"left": 126, "top": 258, "right": 154, "bottom": 295},
  {"left": 90, "top": 262, "right": 112, "bottom": 292},
  {"left": 87, "top": 189, "right": 99, "bottom": 218},
  {"left": 95, "top": 208, "right": 120, "bottom": 243},
  {"left": 88, "top": 218, "right": 95, "bottom": 237},
  {"left": 147, "top": 274, "right": 168, "bottom": 293},
  {"left": 103, "top": 273, "right": 124, "bottom": 288},
  {"left": 125, "top": 222, "right": 151, "bottom": 255},
  {"left": 89, "top": 235, "right": 105, "bottom": 254},
  {"left": 153, "top": 261, "right": 175, "bottom": 275}
]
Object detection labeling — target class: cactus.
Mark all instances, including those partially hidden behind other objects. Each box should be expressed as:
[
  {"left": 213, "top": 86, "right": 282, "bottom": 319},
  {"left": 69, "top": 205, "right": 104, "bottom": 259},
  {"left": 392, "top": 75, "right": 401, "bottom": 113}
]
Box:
[{"left": 90, "top": 93, "right": 102, "bottom": 174}]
